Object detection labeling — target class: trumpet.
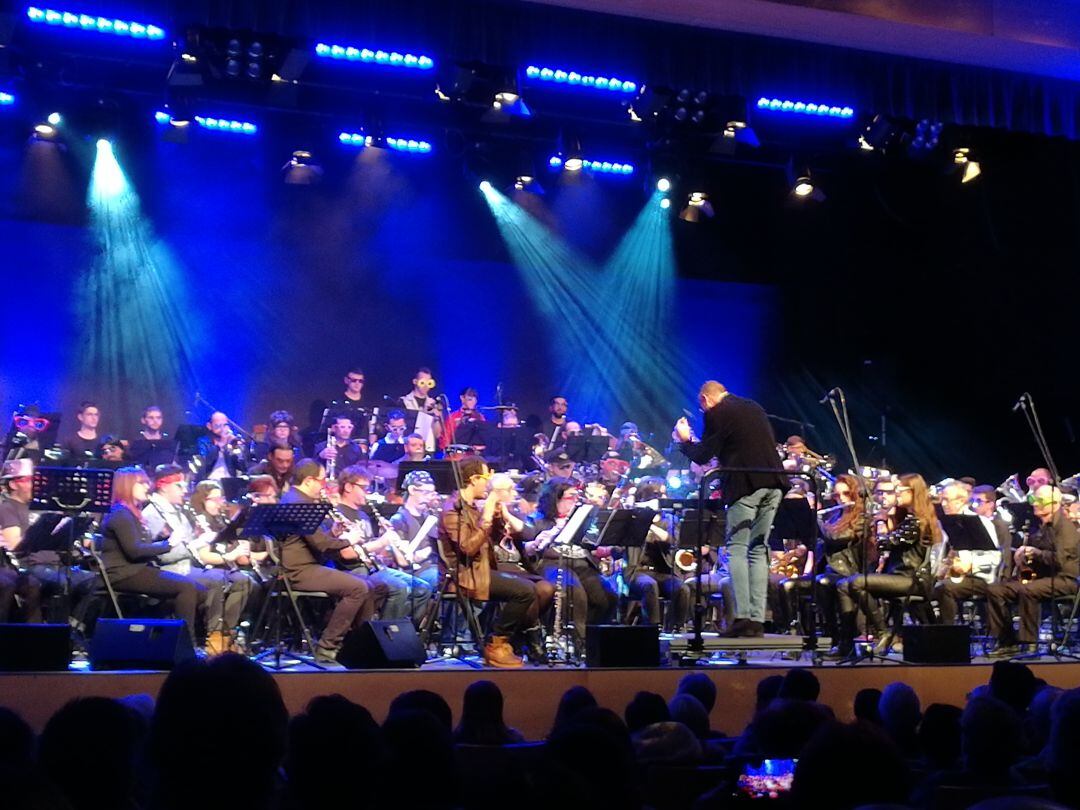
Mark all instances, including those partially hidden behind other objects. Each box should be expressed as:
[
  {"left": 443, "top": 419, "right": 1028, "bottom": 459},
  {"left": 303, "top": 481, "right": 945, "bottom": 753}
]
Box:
[{"left": 998, "top": 474, "right": 1027, "bottom": 505}]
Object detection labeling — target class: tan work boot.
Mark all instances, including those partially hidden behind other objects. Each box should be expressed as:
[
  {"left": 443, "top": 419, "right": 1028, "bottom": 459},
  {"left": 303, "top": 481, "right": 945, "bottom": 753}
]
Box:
[
  {"left": 205, "top": 630, "right": 228, "bottom": 656},
  {"left": 483, "top": 635, "right": 524, "bottom": 668}
]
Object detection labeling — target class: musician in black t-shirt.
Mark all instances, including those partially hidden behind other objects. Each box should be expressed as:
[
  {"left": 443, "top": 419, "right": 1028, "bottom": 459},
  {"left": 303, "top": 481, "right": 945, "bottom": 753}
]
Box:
[
  {"left": 0, "top": 459, "right": 44, "bottom": 622},
  {"left": 128, "top": 405, "right": 176, "bottom": 471},
  {"left": 62, "top": 401, "right": 102, "bottom": 466}
]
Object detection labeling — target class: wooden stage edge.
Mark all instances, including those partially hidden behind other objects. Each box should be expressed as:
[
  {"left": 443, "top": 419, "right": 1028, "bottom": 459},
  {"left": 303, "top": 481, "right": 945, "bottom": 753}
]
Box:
[{"left": 4, "top": 661, "right": 1080, "bottom": 739}]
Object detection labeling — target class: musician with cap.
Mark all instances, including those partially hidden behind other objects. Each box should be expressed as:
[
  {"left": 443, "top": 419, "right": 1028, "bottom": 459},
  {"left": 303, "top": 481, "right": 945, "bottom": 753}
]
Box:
[
  {"left": 390, "top": 470, "right": 442, "bottom": 592},
  {"left": 0, "top": 457, "right": 101, "bottom": 629},
  {"left": 0, "top": 459, "right": 44, "bottom": 622},
  {"left": 986, "top": 484, "right": 1080, "bottom": 655}
]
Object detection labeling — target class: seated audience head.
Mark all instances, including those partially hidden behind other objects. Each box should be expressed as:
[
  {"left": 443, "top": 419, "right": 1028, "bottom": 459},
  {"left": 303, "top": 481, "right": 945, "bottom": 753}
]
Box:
[
  {"left": 388, "top": 689, "right": 453, "bottom": 732},
  {"left": 625, "top": 691, "right": 670, "bottom": 733},
  {"left": 793, "top": 721, "right": 910, "bottom": 810},
  {"left": 454, "top": 680, "right": 520, "bottom": 746},
  {"left": 778, "top": 667, "right": 820, "bottom": 702},
  {"left": 668, "top": 693, "right": 709, "bottom": 740},
  {"left": 879, "top": 682, "right": 921, "bottom": 748},
  {"left": 989, "top": 660, "right": 1040, "bottom": 715},
  {"left": 150, "top": 654, "right": 287, "bottom": 809},
  {"left": 550, "top": 686, "right": 597, "bottom": 736},
  {"left": 918, "top": 703, "right": 963, "bottom": 770},
  {"left": 962, "top": 695, "right": 1023, "bottom": 775},
  {"left": 676, "top": 672, "right": 717, "bottom": 713},
  {"left": 755, "top": 674, "right": 784, "bottom": 714},
  {"left": 854, "top": 687, "right": 883, "bottom": 725}
]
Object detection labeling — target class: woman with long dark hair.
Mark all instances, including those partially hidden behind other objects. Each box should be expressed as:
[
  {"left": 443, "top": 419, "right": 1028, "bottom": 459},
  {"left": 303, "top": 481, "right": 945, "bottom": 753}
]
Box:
[
  {"left": 817, "top": 474, "right": 869, "bottom": 656},
  {"left": 99, "top": 467, "right": 204, "bottom": 642},
  {"left": 525, "top": 478, "right": 617, "bottom": 651},
  {"left": 838, "top": 473, "right": 940, "bottom": 654}
]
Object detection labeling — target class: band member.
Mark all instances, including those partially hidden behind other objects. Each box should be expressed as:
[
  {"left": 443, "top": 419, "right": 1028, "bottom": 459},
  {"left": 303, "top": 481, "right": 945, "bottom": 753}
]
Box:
[
  {"left": 488, "top": 472, "right": 552, "bottom": 662},
  {"left": 545, "top": 396, "right": 569, "bottom": 446},
  {"left": 544, "top": 449, "right": 575, "bottom": 480},
  {"left": 1, "top": 461, "right": 102, "bottom": 626},
  {"left": 838, "top": 473, "right": 939, "bottom": 654},
  {"left": 62, "top": 401, "right": 101, "bottom": 465},
  {"left": 390, "top": 471, "right": 441, "bottom": 592},
  {"left": 128, "top": 405, "right": 176, "bottom": 470},
  {"left": 253, "top": 411, "right": 303, "bottom": 459},
  {"left": 93, "top": 436, "right": 125, "bottom": 469},
  {"left": 933, "top": 484, "right": 1012, "bottom": 625},
  {"left": 99, "top": 467, "right": 205, "bottom": 644},
  {"left": 197, "top": 412, "right": 247, "bottom": 480},
  {"left": 370, "top": 410, "right": 408, "bottom": 462},
  {"left": 440, "top": 457, "right": 537, "bottom": 668},
  {"left": 190, "top": 479, "right": 269, "bottom": 581},
  {"left": 4, "top": 405, "right": 53, "bottom": 463},
  {"left": 400, "top": 368, "right": 443, "bottom": 453},
  {"left": 142, "top": 464, "right": 251, "bottom": 653},
  {"left": 279, "top": 459, "right": 385, "bottom": 663},
  {"left": 816, "top": 474, "right": 869, "bottom": 656},
  {"left": 624, "top": 478, "right": 691, "bottom": 631},
  {"left": 526, "top": 478, "right": 617, "bottom": 650},
  {"left": 335, "top": 465, "right": 433, "bottom": 622},
  {"left": 0, "top": 459, "right": 44, "bottom": 622},
  {"left": 987, "top": 485, "right": 1079, "bottom": 654},
  {"left": 404, "top": 434, "right": 429, "bottom": 463},
  {"left": 247, "top": 445, "right": 296, "bottom": 494},
  {"left": 1026, "top": 468, "right": 1053, "bottom": 496},
  {"left": 327, "top": 367, "right": 368, "bottom": 424},
  {"left": 673, "top": 380, "right": 788, "bottom": 637},
  {"left": 315, "top": 415, "right": 367, "bottom": 472},
  {"left": 442, "top": 387, "right": 485, "bottom": 449}
]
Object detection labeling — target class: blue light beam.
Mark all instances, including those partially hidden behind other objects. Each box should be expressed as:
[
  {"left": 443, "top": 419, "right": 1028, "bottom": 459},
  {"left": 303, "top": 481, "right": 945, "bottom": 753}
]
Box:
[{"left": 26, "top": 7, "right": 166, "bottom": 40}]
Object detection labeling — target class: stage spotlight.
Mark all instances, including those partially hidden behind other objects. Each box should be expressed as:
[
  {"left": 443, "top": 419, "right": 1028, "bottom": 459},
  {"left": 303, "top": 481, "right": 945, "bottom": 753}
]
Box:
[
  {"left": 679, "top": 192, "right": 714, "bottom": 222},
  {"left": 26, "top": 7, "right": 166, "bottom": 41},
  {"left": 791, "top": 174, "right": 826, "bottom": 202},
  {"left": 525, "top": 63, "right": 638, "bottom": 94},
  {"left": 440, "top": 62, "right": 529, "bottom": 119},
  {"left": 953, "top": 148, "right": 981, "bottom": 183},
  {"left": 0, "top": 92, "right": 13, "bottom": 106},
  {"left": 656, "top": 177, "right": 671, "bottom": 193},
  {"left": 479, "top": 180, "right": 493, "bottom": 192},
  {"left": 282, "top": 149, "right": 323, "bottom": 185},
  {"left": 659, "top": 197, "right": 671, "bottom": 210},
  {"left": 859, "top": 113, "right": 901, "bottom": 153},
  {"left": 32, "top": 120, "right": 60, "bottom": 142},
  {"left": 46, "top": 112, "right": 62, "bottom": 126},
  {"left": 314, "top": 40, "right": 434, "bottom": 71}
]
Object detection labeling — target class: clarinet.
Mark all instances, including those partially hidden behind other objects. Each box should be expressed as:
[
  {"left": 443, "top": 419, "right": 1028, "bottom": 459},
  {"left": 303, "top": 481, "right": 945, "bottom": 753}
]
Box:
[
  {"left": 325, "top": 427, "right": 336, "bottom": 481},
  {"left": 325, "top": 497, "right": 381, "bottom": 572}
]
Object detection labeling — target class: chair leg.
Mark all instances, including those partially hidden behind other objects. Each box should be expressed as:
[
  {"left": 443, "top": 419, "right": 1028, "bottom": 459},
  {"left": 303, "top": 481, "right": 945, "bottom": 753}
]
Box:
[{"left": 281, "top": 578, "right": 319, "bottom": 654}]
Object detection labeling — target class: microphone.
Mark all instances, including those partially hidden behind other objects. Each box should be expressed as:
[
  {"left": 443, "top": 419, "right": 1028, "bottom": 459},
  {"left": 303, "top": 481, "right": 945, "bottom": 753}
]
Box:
[
  {"left": 818, "top": 389, "right": 838, "bottom": 405},
  {"left": 382, "top": 395, "right": 399, "bottom": 403},
  {"left": 681, "top": 408, "right": 695, "bottom": 420},
  {"left": 1012, "top": 394, "right": 1028, "bottom": 412}
]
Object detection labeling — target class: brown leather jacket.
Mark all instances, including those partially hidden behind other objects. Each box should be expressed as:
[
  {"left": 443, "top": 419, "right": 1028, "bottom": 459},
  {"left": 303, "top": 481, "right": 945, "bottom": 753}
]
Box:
[{"left": 440, "top": 494, "right": 498, "bottom": 601}]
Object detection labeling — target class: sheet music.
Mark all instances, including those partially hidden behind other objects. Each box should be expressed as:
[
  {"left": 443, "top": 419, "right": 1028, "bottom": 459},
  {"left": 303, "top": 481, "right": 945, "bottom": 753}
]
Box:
[
  {"left": 415, "top": 411, "right": 436, "bottom": 450},
  {"left": 407, "top": 514, "right": 439, "bottom": 555},
  {"left": 555, "top": 504, "right": 594, "bottom": 546}
]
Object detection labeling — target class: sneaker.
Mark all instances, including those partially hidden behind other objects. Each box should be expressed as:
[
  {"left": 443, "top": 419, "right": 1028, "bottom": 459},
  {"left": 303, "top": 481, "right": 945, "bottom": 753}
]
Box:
[{"left": 483, "top": 636, "right": 524, "bottom": 668}]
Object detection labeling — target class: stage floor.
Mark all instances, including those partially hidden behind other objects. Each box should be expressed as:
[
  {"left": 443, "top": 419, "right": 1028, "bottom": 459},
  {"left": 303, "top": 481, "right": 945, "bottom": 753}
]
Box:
[{"left": 4, "top": 647, "right": 1080, "bottom": 740}]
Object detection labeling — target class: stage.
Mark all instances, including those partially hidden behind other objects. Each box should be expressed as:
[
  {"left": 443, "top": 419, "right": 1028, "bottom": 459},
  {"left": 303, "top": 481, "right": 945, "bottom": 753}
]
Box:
[{"left": 5, "top": 653, "right": 1080, "bottom": 740}]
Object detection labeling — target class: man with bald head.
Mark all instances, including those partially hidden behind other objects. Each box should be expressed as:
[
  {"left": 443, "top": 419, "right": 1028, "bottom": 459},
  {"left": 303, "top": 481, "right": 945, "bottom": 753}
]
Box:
[{"left": 673, "top": 380, "right": 787, "bottom": 637}]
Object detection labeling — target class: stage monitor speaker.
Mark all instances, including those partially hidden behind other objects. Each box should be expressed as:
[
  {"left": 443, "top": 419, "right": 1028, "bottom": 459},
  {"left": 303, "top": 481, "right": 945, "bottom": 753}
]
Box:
[
  {"left": 338, "top": 620, "right": 425, "bottom": 669},
  {"left": 900, "top": 625, "right": 971, "bottom": 664},
  {"left": 586, "top": 624, "right": 660, "bottom": 667},
  {"left": 89, "top": 619, "right": 195, "bottom": 671},
  {"left": 0, "top": 623, "right": 71, "bottom": 671}
]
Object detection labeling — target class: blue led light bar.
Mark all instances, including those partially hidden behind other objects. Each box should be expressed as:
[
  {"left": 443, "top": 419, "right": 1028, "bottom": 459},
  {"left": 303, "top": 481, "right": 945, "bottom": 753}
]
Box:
[
  {"left": 26, "top": 7, "right": 166, "bottom": 40},
  {"left": 0, "top": 92, "right": 14, "bottom": 106},
  {"left": 338, "top": 131, "right": 433, "bottom": 153},
  {"left": 548, "top": 155, "right": 634, "bottom": 175},
  {"left": 756, "top": 97, "right": 854, "bottom": 119},
  {"left": 315, "top": 42, "right": 433, "bottom": 70},
  {"left": 525, "top": 65, "right": 636, "bottom": 94},
  {"left": 154, "top": 111, "right": 257, "bottom": 134},
  {"left": 195, "top": 116, "right": 257, "bottom": 134}
]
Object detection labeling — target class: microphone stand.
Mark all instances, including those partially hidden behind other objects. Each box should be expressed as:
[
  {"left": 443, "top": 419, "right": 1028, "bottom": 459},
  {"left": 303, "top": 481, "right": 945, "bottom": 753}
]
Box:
[{"left": 1010, "top": 393, "right": 1080, "bottom": 662}]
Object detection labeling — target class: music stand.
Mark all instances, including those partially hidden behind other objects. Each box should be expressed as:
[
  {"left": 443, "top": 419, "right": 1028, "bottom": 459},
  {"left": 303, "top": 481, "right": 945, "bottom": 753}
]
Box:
[
  {"left": 677, "top": 509, "right": 727, "bottom": 548},
  {"left": 397, "top": 461, "right": 458, "bottom": 495},
  {"left": 30, "top": 467, "right": 114, "bottom": 644},
  {"left": 592, "top": 508, "right": 653, "bottom": 549},
  {"left": 565, "top": 435, "right": 610, "bottom": 464},
  {"left": 243, "top": 502, "right": 331, "bottom": 670}
]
